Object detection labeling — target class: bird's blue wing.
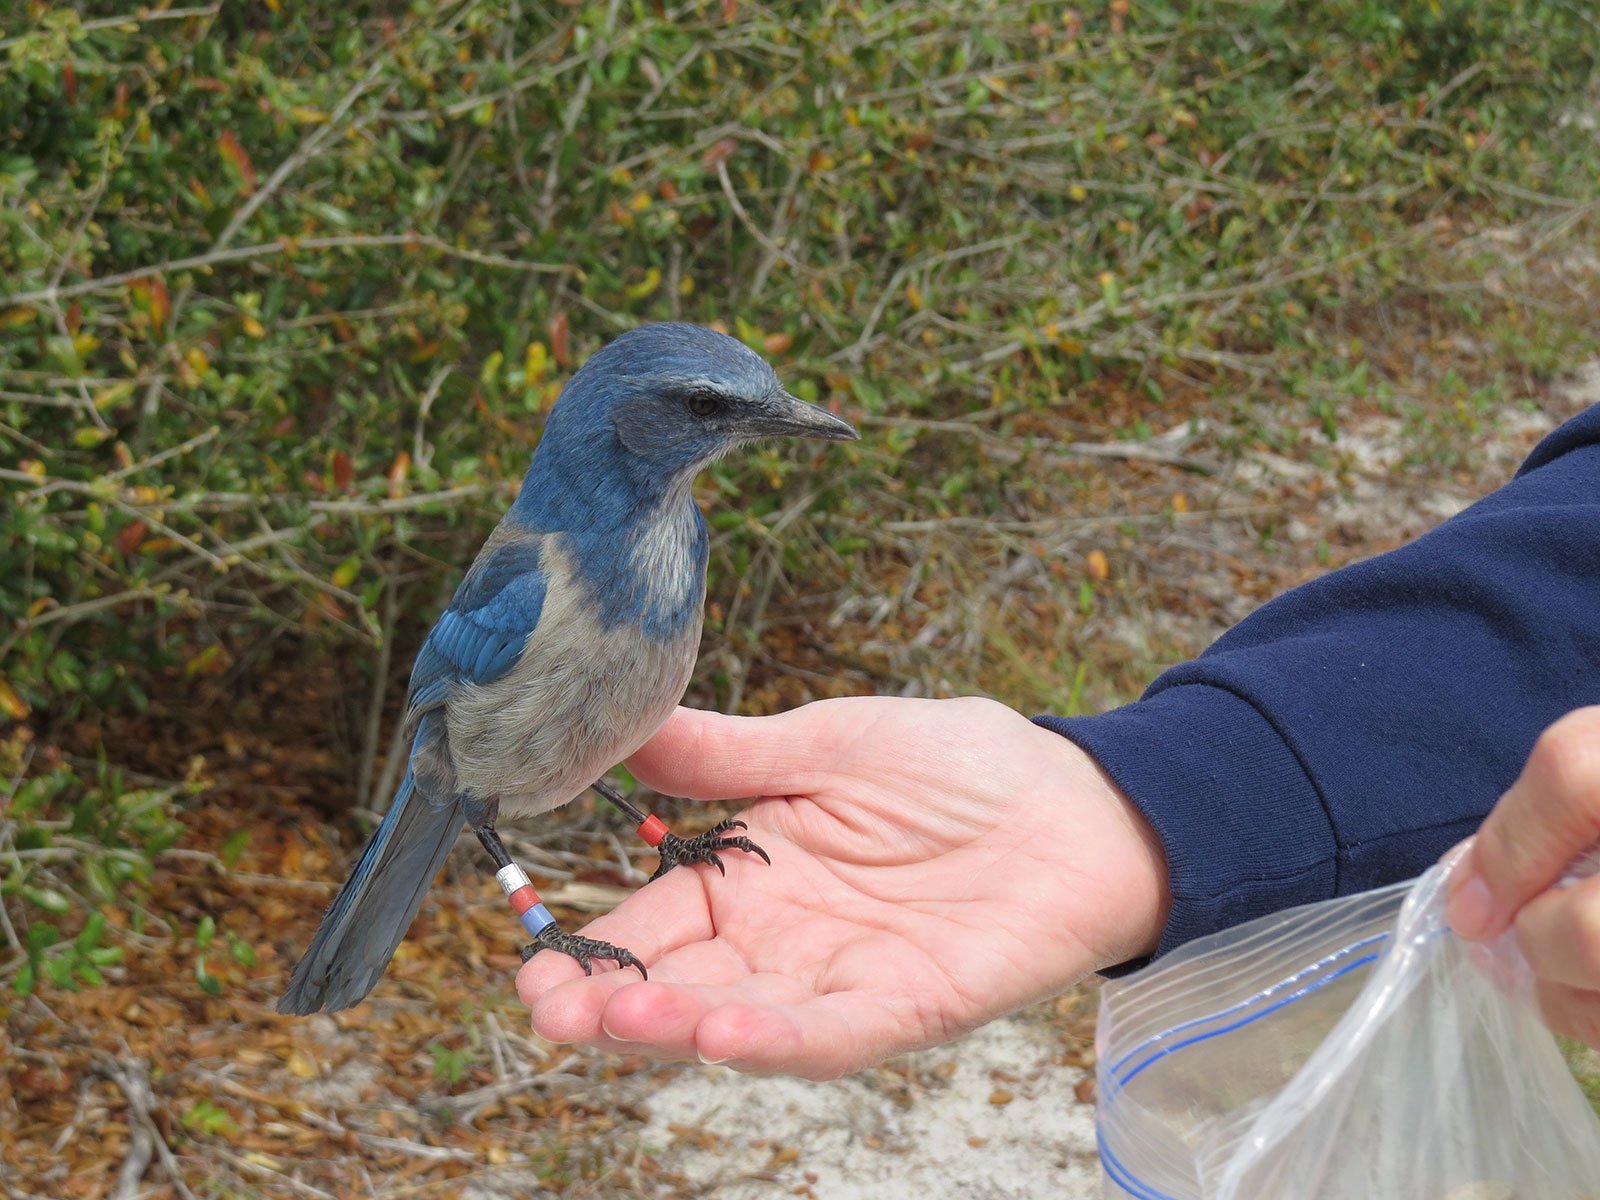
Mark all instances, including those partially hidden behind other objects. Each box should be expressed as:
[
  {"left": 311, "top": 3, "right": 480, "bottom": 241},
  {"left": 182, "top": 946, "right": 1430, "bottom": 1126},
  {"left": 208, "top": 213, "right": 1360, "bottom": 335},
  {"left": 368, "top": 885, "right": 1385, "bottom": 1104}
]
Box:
[
  {"left": 284, "top": 535, "right": 548, "bottom": 1013},
  {"left": 405, "top": 534, "right": 548, "bottom": 717}
]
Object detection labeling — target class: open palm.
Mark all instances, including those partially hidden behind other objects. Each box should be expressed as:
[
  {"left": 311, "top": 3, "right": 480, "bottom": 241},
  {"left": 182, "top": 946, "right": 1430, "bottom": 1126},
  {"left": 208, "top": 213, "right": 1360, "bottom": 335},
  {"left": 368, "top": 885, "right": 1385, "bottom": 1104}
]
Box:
[{"left": 518, "top": 696, "right": 1169, "bottom": 1079}]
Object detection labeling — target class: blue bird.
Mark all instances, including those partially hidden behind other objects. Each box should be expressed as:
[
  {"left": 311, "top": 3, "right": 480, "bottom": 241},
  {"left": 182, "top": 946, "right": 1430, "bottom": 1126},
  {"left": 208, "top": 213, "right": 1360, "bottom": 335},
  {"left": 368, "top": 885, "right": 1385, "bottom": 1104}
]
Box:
[{"left": 278, "top": 323, "right": 856, "bottom": 1015}]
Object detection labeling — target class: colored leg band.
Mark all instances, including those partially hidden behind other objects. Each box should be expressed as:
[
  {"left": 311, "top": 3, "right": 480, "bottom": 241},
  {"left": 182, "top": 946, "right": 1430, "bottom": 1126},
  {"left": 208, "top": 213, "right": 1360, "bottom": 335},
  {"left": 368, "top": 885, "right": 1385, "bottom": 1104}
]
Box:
[
  {"left": 495, "top": 863, "right": 536, "bottom": 900},
  {"left": 495, "top": 864, "right": 557, "bottom": 938},
  {"left": 518, "top": 902, "right": 557, "bottom": 940},
  {"left": 637, "top": 813, "right": 670, "bottom": 848}
]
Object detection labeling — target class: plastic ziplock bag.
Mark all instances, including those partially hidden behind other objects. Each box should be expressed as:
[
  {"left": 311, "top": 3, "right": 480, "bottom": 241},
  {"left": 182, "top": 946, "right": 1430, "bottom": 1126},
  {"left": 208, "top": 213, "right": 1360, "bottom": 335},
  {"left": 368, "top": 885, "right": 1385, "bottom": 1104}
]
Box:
[{"left": 1097, "top": 849, "right": 1600, "bottom": 1200}]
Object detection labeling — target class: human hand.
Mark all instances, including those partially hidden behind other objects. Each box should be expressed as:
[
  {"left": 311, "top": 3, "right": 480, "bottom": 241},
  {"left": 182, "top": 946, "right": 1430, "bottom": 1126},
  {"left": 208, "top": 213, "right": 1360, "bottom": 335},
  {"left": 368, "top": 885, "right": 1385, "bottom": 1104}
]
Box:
[
  {"left": 517, "top": 696, "right": 1171, "bottom": 1078},
  {"left": 1446, "top": 706, "right": 1600, "bottom": 1048}
]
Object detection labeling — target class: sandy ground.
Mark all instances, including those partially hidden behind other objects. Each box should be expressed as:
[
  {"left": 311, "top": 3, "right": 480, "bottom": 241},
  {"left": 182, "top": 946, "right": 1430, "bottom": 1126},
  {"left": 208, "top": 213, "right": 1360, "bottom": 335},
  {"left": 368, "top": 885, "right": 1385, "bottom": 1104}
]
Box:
[
  {"left": 438, "top": 991, "right": 1100, "bottom": 1199},
  {"left": 631, "top": 1014, "right": 1098, "bottom": 1200}
]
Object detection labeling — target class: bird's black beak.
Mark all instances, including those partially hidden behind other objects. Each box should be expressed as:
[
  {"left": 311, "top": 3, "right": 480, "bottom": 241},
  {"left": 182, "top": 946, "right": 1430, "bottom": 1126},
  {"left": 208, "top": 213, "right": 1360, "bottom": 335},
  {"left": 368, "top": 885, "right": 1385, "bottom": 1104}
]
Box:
[{"left": 749, "top": 388, "right": 859, "bottom": 442}]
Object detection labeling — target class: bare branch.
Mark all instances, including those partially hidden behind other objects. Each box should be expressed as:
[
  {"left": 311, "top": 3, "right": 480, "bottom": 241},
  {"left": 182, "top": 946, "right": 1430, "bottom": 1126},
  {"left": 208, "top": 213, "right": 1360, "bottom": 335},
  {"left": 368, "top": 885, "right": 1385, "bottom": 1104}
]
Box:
[
  {"left": 0, "top": 5, "right": 220, "bottom": 54},
  {"left": 0, "top": 235, "right": 569, "bottom": 309}
]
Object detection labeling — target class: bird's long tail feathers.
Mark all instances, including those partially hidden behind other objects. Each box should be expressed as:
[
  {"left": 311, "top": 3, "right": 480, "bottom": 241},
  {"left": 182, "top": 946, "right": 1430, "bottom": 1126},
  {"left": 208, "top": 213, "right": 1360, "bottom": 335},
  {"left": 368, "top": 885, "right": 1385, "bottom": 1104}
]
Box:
[{"left": 277, "top": 769, "right": 467, "bottom": 1015}]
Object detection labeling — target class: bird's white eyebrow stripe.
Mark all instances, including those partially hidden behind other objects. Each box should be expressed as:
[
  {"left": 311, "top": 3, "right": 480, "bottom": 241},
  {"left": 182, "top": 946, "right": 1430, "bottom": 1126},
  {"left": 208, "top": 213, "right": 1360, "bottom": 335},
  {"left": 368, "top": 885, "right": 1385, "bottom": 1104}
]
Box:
[{"left": 635, "top": 374, "right": 732, "bottom": 393}]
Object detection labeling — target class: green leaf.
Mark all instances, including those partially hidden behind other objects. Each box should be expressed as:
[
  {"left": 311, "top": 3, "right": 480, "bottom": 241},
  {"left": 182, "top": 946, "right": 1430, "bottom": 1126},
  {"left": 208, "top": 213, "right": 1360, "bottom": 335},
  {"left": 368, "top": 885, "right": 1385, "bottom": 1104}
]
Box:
[
  {"left": 44, "top": 956, "right": 78, "bottom": 989},
  {"left": 195, "top": 956, "right": 222, "bottom": 996},
  {"left": 226, "top": 932, "right": 257, "bottom": 967},
  {"left": 25, "top": 923, "right": 58, "bottom": 957},
  {"left": 75, "top": 911, "right": 107, "bottom": 953},
  {"left": 850, "top": 377, "right": 884, "bottom": 413},
  {"left": 83, "top": 858, "right": 117, "bottom": 903},
  {"left": 12, "top": 776, "right": 65, "bottom": 814},
  {"left": 428, "top": 1043, "right": 471, "bottom": 1085},
  {"left": 220, "top": 828, "right": 250, "bottom": 868},
  {"left": 181, "top": 1099, "right": 238, "bottom": 1136},
  {"left": 22, "top": 885, "right": 72, "bottom": 915},
  {"left": 302, "top": 200, "right": 353, "bottom": 229}
]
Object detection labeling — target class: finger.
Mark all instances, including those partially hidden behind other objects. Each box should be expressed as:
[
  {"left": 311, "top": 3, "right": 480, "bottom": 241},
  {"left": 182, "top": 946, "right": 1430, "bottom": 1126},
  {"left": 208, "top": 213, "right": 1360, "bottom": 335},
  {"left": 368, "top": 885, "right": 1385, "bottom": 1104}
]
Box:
[
  {"left": 596, "top": 969, "right": 819, "bottom": 1058},
  {"left": 693, "top": 991, "right": 930, "bottom": 1081},
  {"left": 1513, "top": 873, "right": 1600, "bottom": 991},
  {"left": 529, "top": 940, "right": 752, "bottom": 1049},
  {"left": 1535, "top": 978, "right": 1600, "bottom": 1050},
  {"left": 515, "top": 869, "right": 714, "bottom": 1006},
  {"left": 1459, "top": 707, "right": 1600, "bottom": 937},
  {"left": 625, "top": 700, "right": 866, "bottom": 800},
  {"left": 530, "top": 988, "right": 648, "bottom": 1058},
  {"left": 541, "top": 972, "right": 921, "bottom": 1079}
]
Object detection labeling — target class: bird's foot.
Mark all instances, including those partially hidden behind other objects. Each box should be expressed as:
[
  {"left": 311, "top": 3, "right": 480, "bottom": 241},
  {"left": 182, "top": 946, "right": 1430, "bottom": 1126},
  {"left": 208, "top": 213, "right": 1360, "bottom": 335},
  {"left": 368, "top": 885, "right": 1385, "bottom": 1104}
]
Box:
[
  {"left": 650, "top": 818, "right": 771, "bottom": 882},
  {"left": 520, "top": 925, "right": 648, "bottom": 979}
]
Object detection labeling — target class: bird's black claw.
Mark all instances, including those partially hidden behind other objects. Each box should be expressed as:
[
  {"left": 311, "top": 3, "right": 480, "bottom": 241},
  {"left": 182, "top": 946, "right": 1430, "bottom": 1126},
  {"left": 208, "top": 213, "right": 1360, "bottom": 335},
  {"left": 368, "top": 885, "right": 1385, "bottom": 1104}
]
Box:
[
  {"left": 649, "top": 818, "right": 770, "bottom": 882},
  {"left": 521, "top": 927, "right": 648, "bottom": 980}
]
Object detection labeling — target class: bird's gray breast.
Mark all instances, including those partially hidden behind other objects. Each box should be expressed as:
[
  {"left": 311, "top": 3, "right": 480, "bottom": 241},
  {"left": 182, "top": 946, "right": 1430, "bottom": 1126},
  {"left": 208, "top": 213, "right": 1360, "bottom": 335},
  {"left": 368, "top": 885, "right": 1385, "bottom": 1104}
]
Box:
[{"left": 443, "top": 539, "right": 701, "bottom": 818}]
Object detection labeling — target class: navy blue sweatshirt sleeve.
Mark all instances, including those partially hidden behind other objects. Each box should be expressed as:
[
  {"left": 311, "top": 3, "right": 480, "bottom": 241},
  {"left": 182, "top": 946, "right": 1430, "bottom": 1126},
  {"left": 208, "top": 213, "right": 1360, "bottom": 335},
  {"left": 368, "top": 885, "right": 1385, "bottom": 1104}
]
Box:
[{"left": 1034, "top": 405, "right": 1600, "bottom": 970}]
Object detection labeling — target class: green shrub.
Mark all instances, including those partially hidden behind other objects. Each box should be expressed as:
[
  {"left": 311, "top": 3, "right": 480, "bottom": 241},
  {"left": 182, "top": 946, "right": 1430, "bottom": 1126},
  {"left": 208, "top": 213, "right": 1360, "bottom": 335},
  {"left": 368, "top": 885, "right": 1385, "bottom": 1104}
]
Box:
[
  {"left": 0, "top": 728, "right": 195, "bottom": 995},
  {"left": 0, "top": 1, "right": 1595, "bottom": 987},
  {"left": 4, "top": 2, "right": 1596, "bottom": 705}
]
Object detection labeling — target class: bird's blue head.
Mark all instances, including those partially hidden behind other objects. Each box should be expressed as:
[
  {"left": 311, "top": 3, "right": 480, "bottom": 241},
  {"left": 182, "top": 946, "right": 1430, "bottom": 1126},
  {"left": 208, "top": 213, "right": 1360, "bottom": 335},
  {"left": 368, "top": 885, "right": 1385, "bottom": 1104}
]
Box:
[{"left": 515, "top": 323, "right": 856, "bottom": 522}]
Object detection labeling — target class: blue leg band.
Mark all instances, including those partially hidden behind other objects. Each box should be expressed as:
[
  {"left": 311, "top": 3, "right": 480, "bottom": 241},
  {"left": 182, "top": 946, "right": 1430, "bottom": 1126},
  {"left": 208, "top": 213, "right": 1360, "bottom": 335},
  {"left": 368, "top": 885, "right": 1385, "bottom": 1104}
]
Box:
[{"left": 519, "top": 902, "right": 557, "bottom": 940}]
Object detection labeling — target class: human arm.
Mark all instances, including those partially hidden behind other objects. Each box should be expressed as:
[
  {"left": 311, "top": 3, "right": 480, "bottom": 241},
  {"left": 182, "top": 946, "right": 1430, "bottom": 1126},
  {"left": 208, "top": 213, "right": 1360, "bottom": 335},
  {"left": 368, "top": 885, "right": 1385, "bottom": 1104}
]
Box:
[{"left": 1039, "top": 405, "right": 1600, "bottom": 968}]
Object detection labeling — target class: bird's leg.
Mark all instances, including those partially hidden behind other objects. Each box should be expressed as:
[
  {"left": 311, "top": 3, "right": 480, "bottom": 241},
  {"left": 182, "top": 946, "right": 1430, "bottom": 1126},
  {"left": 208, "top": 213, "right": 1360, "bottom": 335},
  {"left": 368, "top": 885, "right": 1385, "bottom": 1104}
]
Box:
[
  {"left": 590, "top": 778, "right": 771, "bottom": 883},
  {"left": 473, "top": 824, "right": 647, "bottom": 978}
]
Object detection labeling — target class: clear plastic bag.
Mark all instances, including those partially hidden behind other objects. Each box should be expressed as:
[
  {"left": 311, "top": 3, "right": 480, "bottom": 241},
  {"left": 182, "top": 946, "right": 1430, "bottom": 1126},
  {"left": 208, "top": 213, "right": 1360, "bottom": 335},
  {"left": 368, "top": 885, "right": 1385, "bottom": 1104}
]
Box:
[{"left": 1097, "top": 849, "right": 1600, "bottom": 1200}]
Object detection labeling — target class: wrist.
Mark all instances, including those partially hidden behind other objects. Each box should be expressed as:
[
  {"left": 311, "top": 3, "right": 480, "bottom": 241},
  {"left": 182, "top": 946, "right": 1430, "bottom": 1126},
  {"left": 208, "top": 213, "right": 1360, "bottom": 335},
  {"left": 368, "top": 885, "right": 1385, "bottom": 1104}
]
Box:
[
  {"left": 1036, "top": 686, "right": 1338, "bottom": 967},
  {"left": 1023, "top": 717, "right": 1172, "bottom": 968},
  {"left": 1097, "top": 763, "right": 1174, "bottom": 963}
]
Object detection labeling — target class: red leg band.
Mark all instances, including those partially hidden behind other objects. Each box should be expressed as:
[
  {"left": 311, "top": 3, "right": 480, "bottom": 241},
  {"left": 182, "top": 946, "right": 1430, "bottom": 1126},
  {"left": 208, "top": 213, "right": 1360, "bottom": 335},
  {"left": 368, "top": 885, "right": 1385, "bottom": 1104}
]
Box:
[
  {"left": 637, "top": 813, "right": 670, "bottom": 848},
  {"left": 507, "top": 884, "right": 540, "bottom": 916}
]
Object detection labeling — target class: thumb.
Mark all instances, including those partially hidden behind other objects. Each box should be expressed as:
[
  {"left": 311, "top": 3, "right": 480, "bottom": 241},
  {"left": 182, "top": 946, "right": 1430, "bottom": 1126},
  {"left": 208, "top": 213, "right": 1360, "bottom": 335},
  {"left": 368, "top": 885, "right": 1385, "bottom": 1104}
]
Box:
[
  {"left": 626, "top": 700, "right": 859, "bottom": 801},
  {"left": 1448, "top": 707, "right": 1600, "bottom": 940}
]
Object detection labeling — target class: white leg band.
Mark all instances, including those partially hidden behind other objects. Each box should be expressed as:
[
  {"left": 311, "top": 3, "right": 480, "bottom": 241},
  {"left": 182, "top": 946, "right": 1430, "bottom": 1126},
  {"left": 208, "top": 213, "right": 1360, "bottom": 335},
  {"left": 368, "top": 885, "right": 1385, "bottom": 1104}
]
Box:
[{"left": 496, "top": 863, "right": 533, "bottom": 896}]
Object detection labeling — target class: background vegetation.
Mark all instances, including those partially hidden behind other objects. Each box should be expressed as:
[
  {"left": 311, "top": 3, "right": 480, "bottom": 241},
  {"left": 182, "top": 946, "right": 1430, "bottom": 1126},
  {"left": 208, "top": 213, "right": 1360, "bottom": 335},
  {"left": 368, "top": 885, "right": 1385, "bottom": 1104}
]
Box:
[{"left": 2, "top": 1, "right": 1598, "bottom": 1194}]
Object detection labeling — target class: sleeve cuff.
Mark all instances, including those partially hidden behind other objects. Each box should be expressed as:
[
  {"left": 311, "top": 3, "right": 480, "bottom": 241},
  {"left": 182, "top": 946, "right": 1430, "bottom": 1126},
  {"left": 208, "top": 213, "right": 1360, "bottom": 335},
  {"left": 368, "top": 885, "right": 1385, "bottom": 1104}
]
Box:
[{"left": 1033, "top": 684, "right": 1339, "bottom": 974}]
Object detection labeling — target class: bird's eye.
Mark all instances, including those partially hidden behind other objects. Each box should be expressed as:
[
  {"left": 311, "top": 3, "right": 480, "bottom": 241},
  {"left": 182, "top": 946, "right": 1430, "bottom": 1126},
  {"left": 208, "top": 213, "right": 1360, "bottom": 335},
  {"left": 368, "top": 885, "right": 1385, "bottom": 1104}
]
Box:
[{"left": 685, "top": 391, "right": 722, "bottom": 418}]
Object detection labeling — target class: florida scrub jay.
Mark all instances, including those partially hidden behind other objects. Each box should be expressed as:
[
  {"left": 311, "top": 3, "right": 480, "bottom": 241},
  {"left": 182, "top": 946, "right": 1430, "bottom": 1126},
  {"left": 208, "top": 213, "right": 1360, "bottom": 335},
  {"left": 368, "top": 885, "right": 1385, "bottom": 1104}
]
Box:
[{"left": 279, "top": 322, "right": 856, "bottom": 1015}]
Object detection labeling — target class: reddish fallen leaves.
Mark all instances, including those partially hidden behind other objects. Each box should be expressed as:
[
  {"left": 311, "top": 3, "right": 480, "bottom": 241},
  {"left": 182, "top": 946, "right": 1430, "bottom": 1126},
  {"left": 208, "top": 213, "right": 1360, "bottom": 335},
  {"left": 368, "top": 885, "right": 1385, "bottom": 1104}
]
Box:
[
  {"left": 114, "top": 519, "right": 149, "bottom": 559},
  {"left": 330, "top": 449, "right": 355, "bottom": 492},
  {"left": 2, "top": 660, "right": 785, "bottom": 1197},
  {"left": 0, "top": 679, "right": 28, "bottom": 720},
  {"left": 129, "top": 276, "right": 171, "bottom": 333},
  {"left": 700, "top": 138, "right": 737, "bottom": 170},
  {"left": 548, "top": 312, "right": 571, "bottom": 365},
  {"left": 388, "top": 450, "right": 411, "bottom": 499}
]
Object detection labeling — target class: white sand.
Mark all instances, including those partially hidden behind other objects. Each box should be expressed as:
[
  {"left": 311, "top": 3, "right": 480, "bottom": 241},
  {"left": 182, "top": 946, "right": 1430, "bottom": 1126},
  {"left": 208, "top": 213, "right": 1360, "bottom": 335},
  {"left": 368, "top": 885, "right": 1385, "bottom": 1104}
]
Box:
[{"left": 637, "top": 1012, "right": 1101, "bottom": 1199}]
